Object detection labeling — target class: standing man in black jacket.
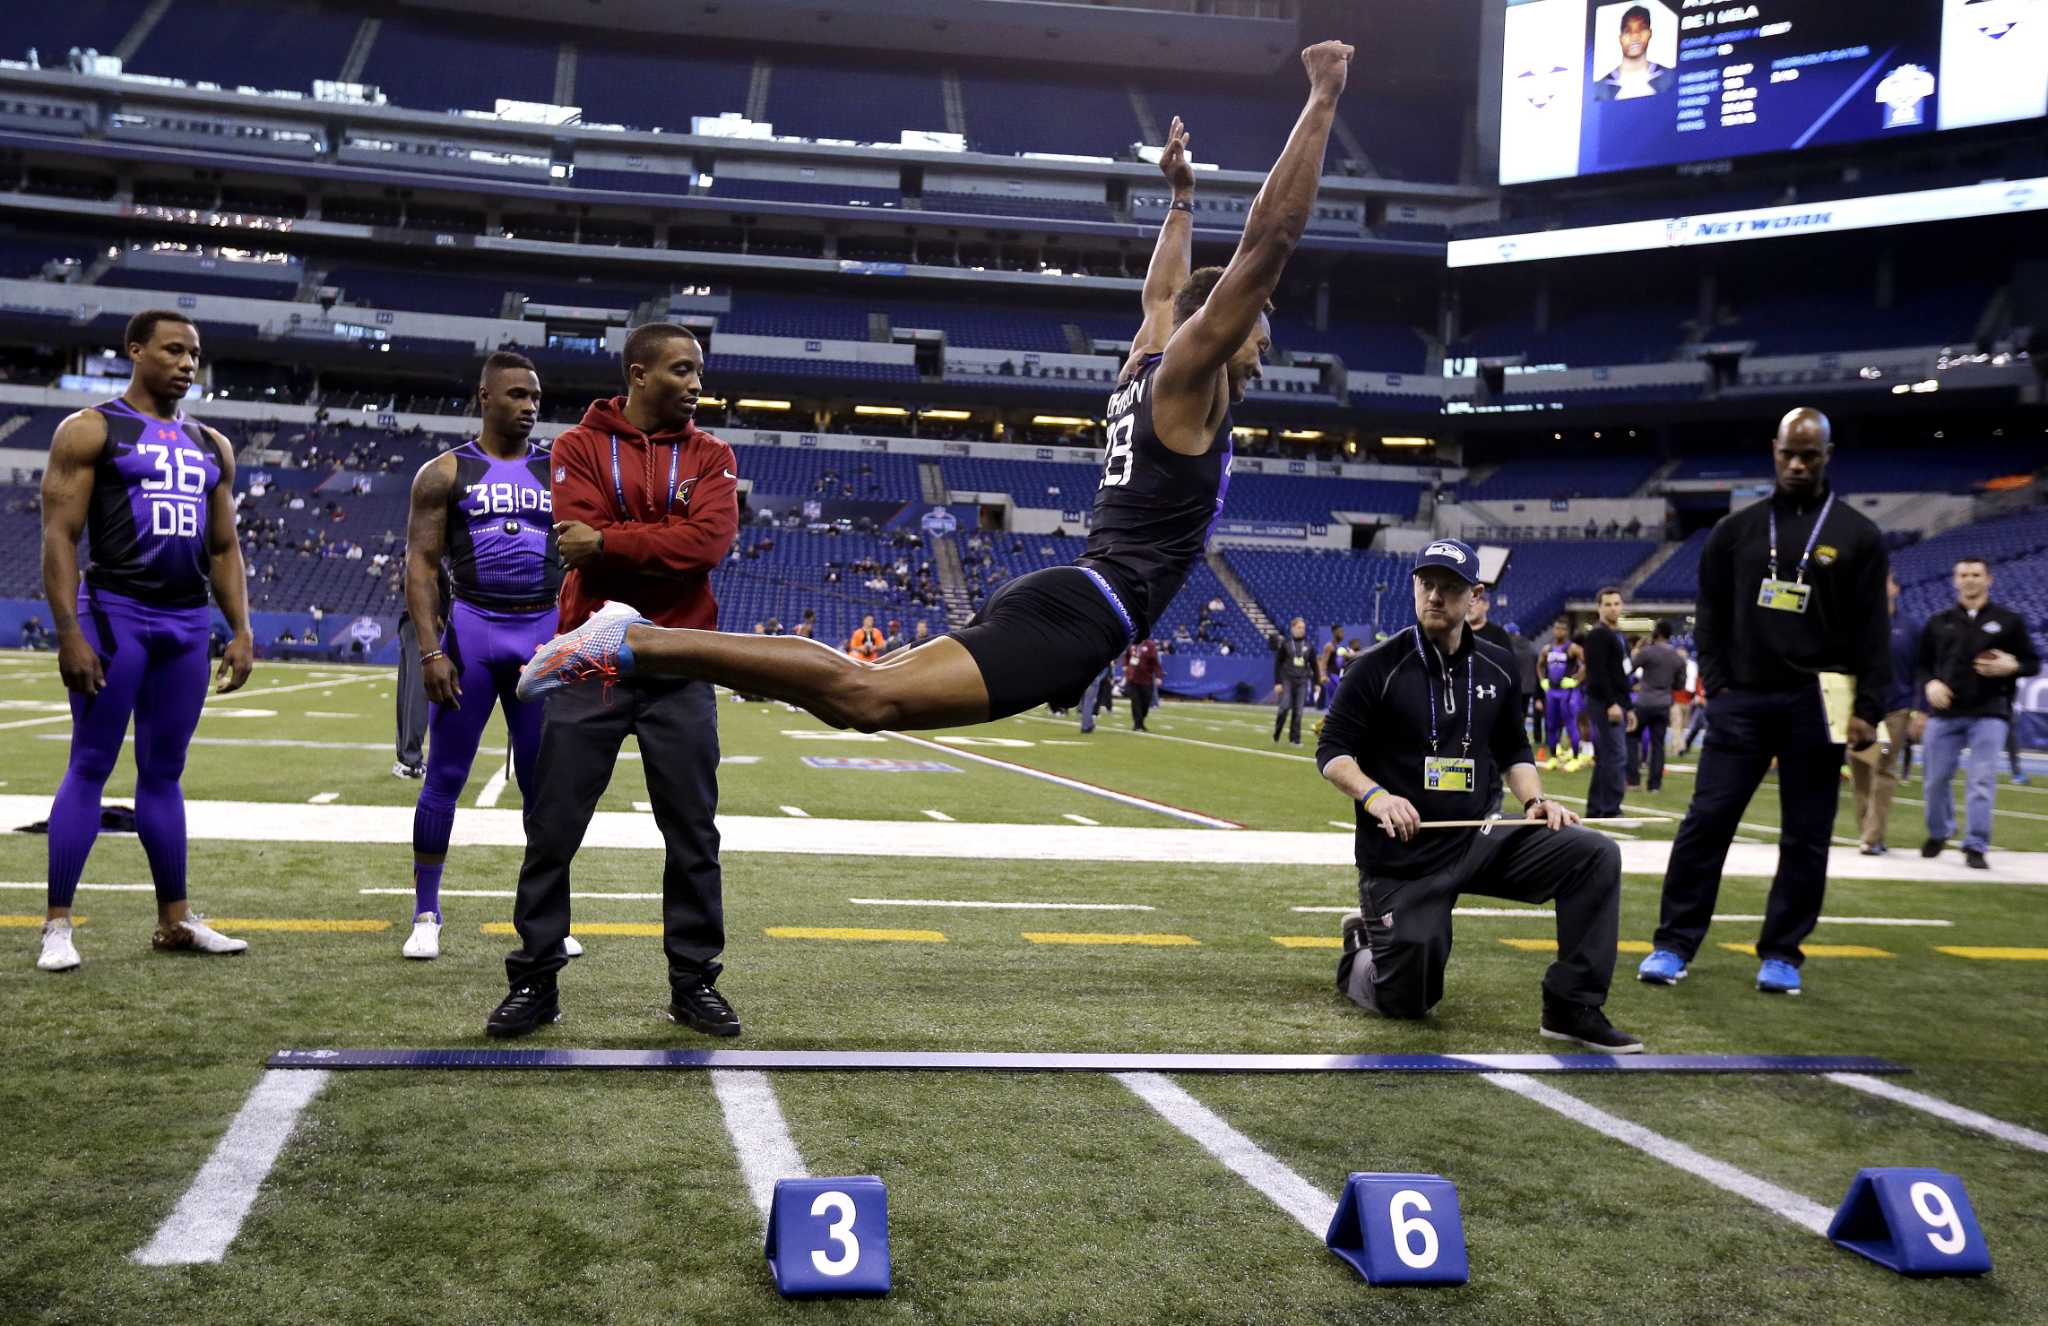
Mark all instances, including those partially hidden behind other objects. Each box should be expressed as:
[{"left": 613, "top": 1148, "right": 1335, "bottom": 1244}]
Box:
[
  {"left": 1638, "top": 408, "right": 1889, "bottom": 997},
  {"left": 1272, "top": 616, "right": 1316, "bottom": 745},
  {"left": 1317, "top": 538, "right": 1639, "bottom": 1051},
  {"left": 1581, "top": 586, "right": 1637, "bottom": 817},
  {"left": 1914, "top": 557, "right": 2040, "bottom": 868}
]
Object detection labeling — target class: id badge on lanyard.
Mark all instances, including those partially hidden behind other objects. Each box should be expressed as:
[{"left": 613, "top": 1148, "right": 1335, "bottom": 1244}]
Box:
[
  {"left": 1423, "top": 755, "right": 1476, "bottom": 792},
  {"left": 611, "top": 433, "right": 681, "bottom": 522},
  {"left": 1761, "top": 493, "right": 1833, "bottom": 616},
  {"left": 1414, "top": 630, "right": 1477, "bottom": 793}
]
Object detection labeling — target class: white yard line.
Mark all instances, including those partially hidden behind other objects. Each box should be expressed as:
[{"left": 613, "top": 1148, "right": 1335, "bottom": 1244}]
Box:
[
  {"left": 922, "top": 809, "right": 955, "bottom": 822},
  {"left": 710, "top": 1070, "right": 808, "bottom": 1223},
  {"left": 131, "top": 1070, "right": 330, "bottom": 1265},
  {"left": 1824, "top": 1073, "right": 2048, "bottom": 1154},
  {"left": 307, "top": 792, "right": 340, "bottom": 805},
  {"left": 1115, "top": 1072, "right": 1335, "bottom": 1239},
  {"left": 885, "top": 730, "right": 1242, "bottom": 829},
  {"left": 1893, "top": 793, "right": 2048, "bottom": 825},
  {"left": 779, "top": 805, "right": 810, "bottom": 818},
  {"left": 1545, "top": 792, "right": 1859, "bottom": 846},
  {"left": 0, "top": 673, "right": 383, "bottom": 732},
  {"left": 3, "top": 797, "right": 2040, "bottom": 878},
  {"left": 358, "top": 887, "right": 663, "bottom": 900},
  {"left": 474, "top": 765, "right": 510, "bottom": 809},
  {"left": 1062, "top": 813, "right": 1101, "bottom": 826},
  {"left": 850, "top": 897, "right": 1155, "bottom": 912},
  {"left": 0, "top": 881, "right": 154, "bottom": 892},
  {"left": 1483, "top": 1073, "right": 1834, "bottom": 1235}
]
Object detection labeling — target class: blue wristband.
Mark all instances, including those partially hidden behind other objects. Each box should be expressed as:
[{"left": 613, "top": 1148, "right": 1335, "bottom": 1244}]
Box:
[{"left": 1360, "top": 787, "right": 1385, "bottom": 810}]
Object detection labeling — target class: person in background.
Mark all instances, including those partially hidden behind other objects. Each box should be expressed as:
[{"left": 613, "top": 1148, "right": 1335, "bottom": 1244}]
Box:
[
  {"left": 1915, "top": 556, "right": 2040, "bottom": 869},
  {"left": 1509, "top": 622, "right": 1543, "bottom": 748},
  {"left": 1630, "top": 621, "right": 1684, "bottom": 794},
  {"left": 1465, "top": 582, "right": 1513, "bottom": 654},
  {"left": 1581, "top": 587, "right": 1637, "bottom": 819},
  {"left": 1125, "top": 635, "right": 1162, "bottom": 731},
  {"left": 1272, "top": 616, "right": 1316, "bottom": 745},
  {"left": 1851, "top": 572, "right": 1919, "bottom": 855},
  {"left": 1078, "top": 661, "right": 1114, "bottom": 734},
  {"left": 1670, "top": 645, "right": 1696, "bottom": 755},
  {"left": 1316, "top": 622, "right": 1345, "bottom": 709},
  {"left": 2005, "top": 721, "right": 2029, "bottom": 786},
  {"left": 848, "top": 613, "right": 885, "bottom": 662}
]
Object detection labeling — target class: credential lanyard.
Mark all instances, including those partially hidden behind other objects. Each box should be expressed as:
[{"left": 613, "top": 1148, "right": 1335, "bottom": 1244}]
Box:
[
  {"left": 610, "top": 432, "right": 680, "bottom": 523},
  {"left": 1767, "top": 491, "right": 1835, "bottom": 585},
  {"left": 1413, "top": 628, "right": 1476, "bottom": 755}
]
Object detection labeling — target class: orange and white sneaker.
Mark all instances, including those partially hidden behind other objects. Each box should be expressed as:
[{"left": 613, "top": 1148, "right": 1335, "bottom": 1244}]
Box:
[
  {"left": 516, "top": 601, "right": 648, "bottom": 703},
  {"left": 37, "top": 919, "right": 81, "bottom": 972},
  {"left": 152, "top": 914, "right": 249, "bottom": 955}
]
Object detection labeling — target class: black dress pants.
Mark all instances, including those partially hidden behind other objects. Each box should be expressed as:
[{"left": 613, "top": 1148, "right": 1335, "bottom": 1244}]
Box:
[
  {"left": 506, "top": 677, "right": 724, "bottom": 991},
  {"left": 1652, "top": 685, "right": 1842, "bottom": 966}
]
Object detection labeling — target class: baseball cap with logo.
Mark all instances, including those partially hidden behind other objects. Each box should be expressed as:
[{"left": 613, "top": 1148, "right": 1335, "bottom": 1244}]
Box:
[{"left": 1411, "top": 538, "right": 1481, "bottom": 585}]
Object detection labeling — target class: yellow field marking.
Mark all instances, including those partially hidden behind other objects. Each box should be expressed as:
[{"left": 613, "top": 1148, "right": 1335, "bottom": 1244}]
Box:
[
  {"left": 0, "top": 914, "right": 82, "bottom": 926},
  {"left": 1936, "top": 946, "right": 2048, "bottom": 961},
  {"left": 765, "top": 926, "right": 947, "bottom": 943},
  {"left": 480, "top": 921, "right": 662, "bottom": 937},
  {"left": 209, "top": 918, "right": 391, "bottom": 933},
  {"left": 1718, "top": 943, "right": 1893, "bottom": 958},
  {"left": 1501, "top": 938, "right": 1653, "bottom": 954},
  {"left": 1270, "top": 935, "right": 1343, "bottom": 949},
  {"left": 1023, "top": 932, "right": 1199, "bottom": 946}
]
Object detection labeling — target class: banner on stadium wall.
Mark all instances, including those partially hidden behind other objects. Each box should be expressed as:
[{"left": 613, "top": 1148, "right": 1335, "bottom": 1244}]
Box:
[
  {"left": 1213, "top": 521, "right": 1311, "bottom": 541},
  {"left": 1157, "top": 653, "right": 1269, "bottom": 701},
  {"left": 1447, "top": 176, "right": 2048, "bottom": 268}
]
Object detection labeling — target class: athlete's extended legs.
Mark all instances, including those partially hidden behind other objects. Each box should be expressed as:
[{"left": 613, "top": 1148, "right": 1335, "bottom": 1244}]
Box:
[{"left": 622, "top": 625, "right": 991, "bottom": 731}]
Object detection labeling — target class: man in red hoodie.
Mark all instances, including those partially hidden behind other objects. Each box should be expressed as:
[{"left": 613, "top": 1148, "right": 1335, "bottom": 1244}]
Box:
[{"left": 488, "top": 322, "right": 741, "bottom": 1040}]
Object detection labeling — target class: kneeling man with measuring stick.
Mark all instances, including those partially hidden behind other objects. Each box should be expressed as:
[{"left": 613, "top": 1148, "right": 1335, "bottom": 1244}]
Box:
[{"left": 1317, "top": 538, "right": 1642, "bottom": 1052}]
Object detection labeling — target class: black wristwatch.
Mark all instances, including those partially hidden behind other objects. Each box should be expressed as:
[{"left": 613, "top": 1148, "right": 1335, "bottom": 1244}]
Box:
[
  {"left": 1168, "top": 199, "right": 1194, "bottom": 214},
  {"left": 1522, "top": 797, "right": 1548, "bottom": 816}
]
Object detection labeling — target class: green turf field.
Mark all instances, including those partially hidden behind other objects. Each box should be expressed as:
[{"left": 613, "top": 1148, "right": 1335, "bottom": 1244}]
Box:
[{"left": 3, "top": 652, "right": 2044, "bottom": 1324}]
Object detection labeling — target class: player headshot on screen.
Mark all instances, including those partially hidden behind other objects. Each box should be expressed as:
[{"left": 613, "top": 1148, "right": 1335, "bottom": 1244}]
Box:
[{"left": 1593, "top": 4, "right": 1673, "bottom": 101}]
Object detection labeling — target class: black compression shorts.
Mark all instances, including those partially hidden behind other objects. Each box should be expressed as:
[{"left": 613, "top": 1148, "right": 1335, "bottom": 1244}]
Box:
[{"left": 954, "top": 566, "right": 1134, "bottom": 720}]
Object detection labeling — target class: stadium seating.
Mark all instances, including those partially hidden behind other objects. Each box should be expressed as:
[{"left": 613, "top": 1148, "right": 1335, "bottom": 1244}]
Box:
[
  {"left": 1491, "top": 540, "right": 1659, "bottom": 632},
  {"left": 0, "top": 234, "right": 91, "bottom": 279},
  {"left": 1458, "top": 457, "right": 1662, "bottom": 502},
  {"left": 708, "top": 178, "right": 903, "bottom": 209},
  {"left": 765, "top": 57, "right": 947, "bottom": 143},
  {"left": 718, "top": 292, "right": 873, "bottom": 341},
  {"left": 1634, "top": 528, "right": 1714, "bottom": 598},
  {"left": 10, "top": 0, "right": 147, "bottom": 65},
  {"left": 1222, "top": 473, "right": 1425, "bottom": 522},
  {"left": 957, "top": 69, "right": 1142, "bottom": 160},
  {"left": 1269, "top": 314, "right": 1429, "bottom": 375},
  {"left": 732, "top": 446, "right": 921, "bottom": 501},
  {"left": 1225, "top": 548, "right": 1413, "bottom": 641},
  {"left": 124, "top": 0, "right": 358, "bottom": 91},
  {"left": 97, "top": 267, "right": 299, "bottom": 299},
  {"left": 713, "top": 527, "right": 945, "bottom": 647},
  {"left": 358, "top": 16, "right": 556, "bottom": 112},
  {"left": 940, "top": 457, "right": 1094, "bottom": 506},
  {"left": 572, "top": 47, "right": 754, "bottom": 133},
  {"left": 880, "top": 301, "right": 1071, "bottom": 353},
  {"left": 714, "top": 355, "right": 918, "bottom": 385},
  {"left": 921, "top": 192, "right": 1115, "bottom": 224}
]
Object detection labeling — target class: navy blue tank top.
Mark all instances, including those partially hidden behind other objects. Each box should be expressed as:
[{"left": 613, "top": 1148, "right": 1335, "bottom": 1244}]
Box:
[
  {"left": 443, "top": 439, "right": 563, "bottom": 609},
  {"left": 1079, "top": 354, "right": 1231, "bottom": 637},
  {"left": 82, "top": 399, "right": 224, "bottom": 610}
]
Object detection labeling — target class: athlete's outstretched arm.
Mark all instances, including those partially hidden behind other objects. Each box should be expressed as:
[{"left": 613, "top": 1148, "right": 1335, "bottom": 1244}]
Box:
[
  {"left": 39, "top": 410, "right": 107, "bottom": 695},
  {"left": 1124, "top": 116, "right": 1197, "bottom": 371},
  {"left": 1153, "top": 40, "right": 1351, "bottom": 403},
  {"left": 201, "top": 426, "right": 253, "bottom": 694},
  {"left": 404, "top": 453, "right": 460, "bottom": 703}
]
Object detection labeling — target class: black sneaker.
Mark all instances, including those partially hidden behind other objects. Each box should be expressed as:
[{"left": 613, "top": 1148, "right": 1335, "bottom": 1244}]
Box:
[
  {"left": 1539, "top": 1001, "right": 1644, "bottom": 1054},
  {"left": 668, "top": 981, "right": 742, "bottom": 1037},
  {"left": 1920, "top": 837, "right": 1946, "bottom": 858},
  {"left": 1341, "top": 911, "right": 1368, "bottom": 955},
  {"left": 1964, "top": 848, "right": 1989, "bottom": 870},
  {"left": 486, "top": 983, "right": 561, "bottom": 1039}
]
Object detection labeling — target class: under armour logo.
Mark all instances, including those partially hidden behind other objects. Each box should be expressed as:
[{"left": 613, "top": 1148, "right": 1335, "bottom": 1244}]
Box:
[{"left": 1477, "top": 683, "right": 1498, "bottom": 699}]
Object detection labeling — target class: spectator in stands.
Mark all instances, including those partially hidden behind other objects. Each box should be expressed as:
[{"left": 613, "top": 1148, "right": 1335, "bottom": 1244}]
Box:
[
  {"left": 1852, "top": 573, "right": 1919, "bottom": 855},
  {"left": 1581, "top": 588, "right": 1637, "bottom": 817},
  {"left": 1641, "top": 407, "right": 1889, "bottom": 996},
  {"left": 1124, "top": 637, "right": 1162, "bottom": 732},
  {"left": 848, "top": 615, "right": 886, "bottom": 661},
  {"left": 1630, "top": 621, "right": 1684, "bottom": 794},
  {"left": 1273, "top": 617, "right": 1316, "bottom": 745},
  {"left": 1915, "top": 557, "right": 2040, "bottom": 869}
]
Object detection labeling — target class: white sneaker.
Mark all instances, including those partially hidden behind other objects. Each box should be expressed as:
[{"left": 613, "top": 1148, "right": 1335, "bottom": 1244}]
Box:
[
  {"left": 152, "top": 914, "right": 249, "bottom": 955},
  {"left": 563, "top": 934, "right": 585, "bottom": 958},
  {"left": 403, "top": 912, "right": 442, "bottom": 960},
  {"left": 37, "top": 920, "right": 80, "bottom": 972}
]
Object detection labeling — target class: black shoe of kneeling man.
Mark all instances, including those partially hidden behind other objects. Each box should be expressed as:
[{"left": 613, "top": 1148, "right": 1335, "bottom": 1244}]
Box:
[
  {"left": 1539, "top": 999, "right": 1643, "bottom": 1054},
  {"left": 1964, "top": 848, "right": 1989, "bottom": 870},
  {"left": 669, "top": 980, "right": 742, "bottom": 1037},
  {"left": 486, "top": 982, "right": 561, "bottom": 1039}
]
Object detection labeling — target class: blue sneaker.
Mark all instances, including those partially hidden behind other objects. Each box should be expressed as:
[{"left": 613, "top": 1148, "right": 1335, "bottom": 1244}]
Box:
[
  {"left": 516, "top": 601, "right": 647, "bottom": 702},
  {"left": 1636, "top": 948, "right": 1687, "bottom": 985},
  {"left": 1756, "top": 958, "right": 1802, "bottom": 996}
]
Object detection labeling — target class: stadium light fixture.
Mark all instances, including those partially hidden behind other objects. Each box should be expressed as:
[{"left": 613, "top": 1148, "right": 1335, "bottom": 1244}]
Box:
[
  {"left": 1031, "top": 415, "right": 1094, "bottom": 428},
  {"left": 696, "top": 396, "right": 726, "bottom": 408},
  {"left": 1280, "top": 429, "right": 1324, "bottom": 441},
  {"left": 920, "top": 409, "right": 972, "bottom": 420},
  {"left": 1379, "top": 436, "right": 1433, "bottom": 447},
  {"left": 1231, "top": 426, "right": 1270, "bottom": 438},
  {"left": 737, "top": 399, "right": 792, "bottom": 410},
  {"left": 854, "top": 405, "right": 909, "bottom": 416}
]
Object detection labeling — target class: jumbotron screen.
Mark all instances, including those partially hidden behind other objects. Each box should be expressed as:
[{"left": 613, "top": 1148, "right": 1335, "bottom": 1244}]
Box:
[{"left": 1495, "top": 0, "right": 2047, "bottom": 184}]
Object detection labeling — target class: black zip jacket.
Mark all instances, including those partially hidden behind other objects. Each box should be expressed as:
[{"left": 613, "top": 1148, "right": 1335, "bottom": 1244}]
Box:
[
  {"left": 1694, "top": 483, "right": 1891, "bottom": 725},
  {"left": 1581, "top": 623, "right": 1633, "bottom": 710},
  {"left": 1317, "top": 624, "right": 1534, "bottom": 880},
  {"left": 1916, "top": 600, "right": 2040, "bottom": 720}
]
